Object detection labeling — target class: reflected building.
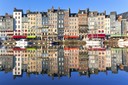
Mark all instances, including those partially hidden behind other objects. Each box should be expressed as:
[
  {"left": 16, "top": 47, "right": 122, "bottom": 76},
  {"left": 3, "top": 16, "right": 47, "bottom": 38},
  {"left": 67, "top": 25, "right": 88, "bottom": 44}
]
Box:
[
  {"left": 0, "top": 45, "right": 127, "bottom": 78},
  {"left": 0, "top": 56, "right": 14, "bottom": 72},
  {"left": 48, "top": 46, "right": 58, "bottom": 76},
  {"left": 13, "top": 51, "right": 22, "bottom": 75},
  {"left": 58, "top": 46, "right": 65, "bottom": 76}
]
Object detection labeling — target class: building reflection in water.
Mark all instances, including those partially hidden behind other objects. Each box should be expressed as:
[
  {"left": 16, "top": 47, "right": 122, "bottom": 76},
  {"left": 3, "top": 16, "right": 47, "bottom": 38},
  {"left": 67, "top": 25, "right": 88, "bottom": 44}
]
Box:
[{"left": 0, "top": 45, "right": 128, "bottom": 79}]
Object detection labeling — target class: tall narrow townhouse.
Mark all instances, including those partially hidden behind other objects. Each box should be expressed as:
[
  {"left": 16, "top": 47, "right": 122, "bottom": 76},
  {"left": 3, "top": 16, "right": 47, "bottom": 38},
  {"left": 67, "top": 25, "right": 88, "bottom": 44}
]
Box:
[
  {"left": 88, "top": 11, "right": 98, "bottom": 40},
  {"left": 111, "top": 48, "right": 123, "bottom": 73},
  {"left": 42, "top": 12, "right": 48, "bottom": 41},
  {"left": 88, "top": 49, "right": 99, "bottom": 73},
  {"left": 22, "top": 14, "right": 28, "bottom": 36},
  {"left": 64, "top": 46, "right": 79, "bottom": 70},
  {"left": 78, "top": 9, "right": 89, "bottom": 40},
  {"left": 36, "top": 12, "right": 43, "bottom": 39},
  {"left": 105, "top": 15, "right": 111, "bottom": 38},
  {"left": 64, "top": 13, "right": 79, "bottom": 40},
  {"left": 0, "top": 13, "right": 13, "bottom": 40},
  {"left": 27, "top": 47, "right": 43, "bottom": 73},
  {"left": 78, "top": 49, "right": 88, "bottom": 74},
  {"left": 110, "top": 12, "right": 117, "bottom": 36},
  {"left": 13, "top": 8, "right": 23, "bottom": 36},
  {"left": 48, "top": 46, "right": 58, "bottom": 76},
  {"left": 58, "top": 46, "right": 65, "bottom": 75},
  {"left": 13, "top": 51, "right": 23, "bottom": 75},
  {"left": 27, "top": 11, "right": 43, "bottom": 39},
  {"left": 106, "top": 48, "right": 112, "bottom": 68},
  {"left": 110, "top": 12, "right": 121, "bottom": 37},
  {"left": 64, "top": 8, "right": 70, "bottom": 40},
  {"left": 48, "top": 7, "right": 58, "bottom": 42},
  {"left": 121, "top": 19, "right": 128, "bottom": 36},
  {"left": 98, "top": 49, "right": 107, "bottom": 71},
  {"left": 97, "top": 12, "right": 106, "bottom": 34},
  {"left": 57, "top": 7, "right": 65, "bottom": 40}
]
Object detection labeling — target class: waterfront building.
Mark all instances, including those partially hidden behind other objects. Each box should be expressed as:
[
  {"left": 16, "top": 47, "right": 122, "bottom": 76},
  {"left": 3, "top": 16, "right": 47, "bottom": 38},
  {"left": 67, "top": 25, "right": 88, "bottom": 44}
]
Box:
[
  {"left": 48, "top": 46, "right": 58, "bottom": 75},
  {"left": 13, "top": 8, "right": 23, "bottom": 36},
  {"left": 0, "top": 13, "right": 13, "bottom": 40},
  {"left": 105, "top": 15, "right": 111, "bottom": 37},
  {"left": 42, "top": 12, "right": 48, "bottom": 41},
  {"left": 78, "top": 9, "right": 89, "bottom": 40},
  {"left": 0, "top": 8, "right": 128, "bottom": 40},
  {"left": 64, "top": 47, "right": 79, "bottom": 70},
  {"left": 13, "top": 51, "right": 22, "bottom": 75},
  {"left": 64, "top": 13, "right": 79, "bottom": 40},
  {"left": 58, "top": 46, "right": 64, "bottom": 75},
  {"left": 110, "top": 12, "right": 122, "bottom": 37},
  {"left": 97, "top": 12, "right": 106, "bottom": 34},
  {"left": 0, "top": 56, "right": 14, "bottom": 71},
  {"left": 121, "top": 19, "right": 128, "bottom": 36},
  {"left": 47, "top": 7, "right": 58, "bottom": 42},
  {"left": 64, "top": 8, "right": 70, "bottom": 40},
  {"left": 57, "top": 7, "right": 65, "bottom": 40},
  {"left": 22, "top": 14, "right": 28, "bottom": 36}
]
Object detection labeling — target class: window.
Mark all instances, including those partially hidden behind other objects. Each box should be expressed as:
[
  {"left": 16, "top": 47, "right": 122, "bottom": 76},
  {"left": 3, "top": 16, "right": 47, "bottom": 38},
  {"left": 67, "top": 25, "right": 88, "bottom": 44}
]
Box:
[{"left": 18, "top": 25, "right": 20, "bottom": 28}]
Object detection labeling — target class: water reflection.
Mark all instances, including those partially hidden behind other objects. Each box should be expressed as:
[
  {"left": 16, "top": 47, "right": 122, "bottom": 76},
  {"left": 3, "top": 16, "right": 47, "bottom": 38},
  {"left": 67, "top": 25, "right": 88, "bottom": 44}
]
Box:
[{"left": 0, "top": 45, "right": 128, "bottom": 79}]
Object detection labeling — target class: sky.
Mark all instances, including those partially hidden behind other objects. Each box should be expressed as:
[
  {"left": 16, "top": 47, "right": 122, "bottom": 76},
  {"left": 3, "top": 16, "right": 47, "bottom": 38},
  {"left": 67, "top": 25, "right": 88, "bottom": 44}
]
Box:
[{"left": 0, "top": 0, "right": 128, "bottom": 15}]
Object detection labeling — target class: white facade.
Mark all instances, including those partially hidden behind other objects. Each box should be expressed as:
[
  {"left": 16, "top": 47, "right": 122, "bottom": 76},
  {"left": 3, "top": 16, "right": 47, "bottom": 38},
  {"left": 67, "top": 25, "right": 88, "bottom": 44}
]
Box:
[
  {"left": 88, "top": 16, "right": 97, "bottom": 34},
  {"left": 106, "top": 49, "right": 111, "bottom": 67},
  {"left": 13, "top": 10, "right": 23, "bottom": 35},
  {"left": 105, "top": 17, "right": 110, "bottom": 35},
  {"left": 13, "top": 52, "right": 22, "bottom": 75}
]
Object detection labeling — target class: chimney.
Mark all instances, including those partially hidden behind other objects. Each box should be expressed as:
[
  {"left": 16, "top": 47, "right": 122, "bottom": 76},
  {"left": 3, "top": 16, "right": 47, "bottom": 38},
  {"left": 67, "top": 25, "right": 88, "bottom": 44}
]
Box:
[
  {"left": 68, "top": 8, "right": 71, "bottom": 13},
  {"left": 14, "top": 8, "right": 16, "bottom": 11},
  {"left": 52, "top": 6, "right": 54, "bottom": 11},
  {"left": 5, "top": 13, "right": 8, "bottom": 16},
  {"left": 104, "top": 10, "right": 106, "bottom": 15},
  {"left": 26, "top": 10, "right": 30, "bottom": 14},
  {"left": 58, "top": 7, "right": 60, "bottom": 11}
]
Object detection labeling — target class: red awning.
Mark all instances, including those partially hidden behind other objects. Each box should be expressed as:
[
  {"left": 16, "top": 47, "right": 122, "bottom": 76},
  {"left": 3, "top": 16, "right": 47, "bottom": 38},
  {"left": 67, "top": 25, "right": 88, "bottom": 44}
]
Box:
[
  {"left": 87, "top": 34, "right": 106, "bottom": 38},
  {"left": 12, "top": 35, "right": 27, "bottom": 39},
  {"left": 64, "top": 35, "right": 69, "bottom": 38},
  {"left": 13, "top": 47, "right": 26, "bottom": 51}
]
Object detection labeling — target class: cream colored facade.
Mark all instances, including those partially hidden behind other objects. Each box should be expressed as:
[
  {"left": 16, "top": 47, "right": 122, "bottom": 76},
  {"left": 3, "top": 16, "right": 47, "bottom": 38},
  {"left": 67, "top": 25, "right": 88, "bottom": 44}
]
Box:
[
  {"left": 96, "top": 13, "right": 106, "bottom": 34},
  {"left": 105, "top": 16, "right": 110, "bottom": 35},
  {"left": 48, "top": 46, "right": 58, "bottom": 74},
  {"left": 48, "top": 7, "right": 58, "bottom": 41},
  {"left": 98, "top": 50, "right": 106, "bottom": 71},
  {"left": 27, "top": 12, "right": 42, "bottom": 37},
  {"left": 22, "top": 15, "right": 28, "bottom": 36},
  {"left": 65, "top": 14, "right": 79, "bottom": 37}
]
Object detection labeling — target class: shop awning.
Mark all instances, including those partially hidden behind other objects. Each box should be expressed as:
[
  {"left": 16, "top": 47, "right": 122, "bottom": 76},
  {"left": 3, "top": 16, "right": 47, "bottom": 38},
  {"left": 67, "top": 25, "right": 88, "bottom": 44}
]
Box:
[
  {"left": 87, "top": 34, "right": 106, "bottom": 38},
  {"left": 12, "top": 35, "right": 26, "bottom": 39}
]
